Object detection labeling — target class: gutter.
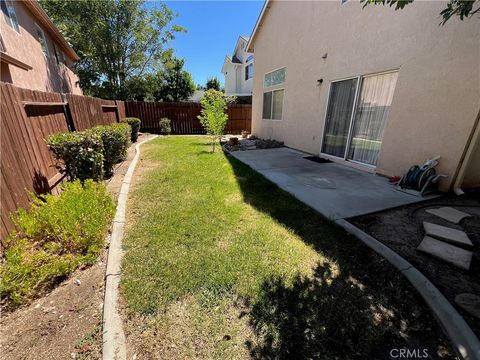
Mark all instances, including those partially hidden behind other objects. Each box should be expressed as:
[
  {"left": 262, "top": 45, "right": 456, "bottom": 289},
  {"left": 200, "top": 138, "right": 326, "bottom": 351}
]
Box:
[{"left": 453, "top": 108, "right": 480, "bottom": 195}]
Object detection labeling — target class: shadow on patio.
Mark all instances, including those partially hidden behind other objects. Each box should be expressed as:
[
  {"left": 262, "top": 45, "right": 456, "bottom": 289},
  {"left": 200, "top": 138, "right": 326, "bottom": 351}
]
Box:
[{"left": 225, "top": 153, "right": 455, "bottom": 359}]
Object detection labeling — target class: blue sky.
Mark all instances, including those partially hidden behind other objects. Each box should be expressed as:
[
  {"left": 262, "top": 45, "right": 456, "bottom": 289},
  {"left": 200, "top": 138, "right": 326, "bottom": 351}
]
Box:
[{"left": 163, "top": 1, "right": 264, "bottom": 87}]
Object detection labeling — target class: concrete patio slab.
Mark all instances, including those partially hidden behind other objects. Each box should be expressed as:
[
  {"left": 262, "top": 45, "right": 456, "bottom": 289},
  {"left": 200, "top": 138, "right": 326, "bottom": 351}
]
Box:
[
  {"left": 426, "top": 207, "right": 472, "bottom": 224},
  {"left": 417, "top": 236, "right": 472, "bottom": 270},
  {"left": 423, "top": 221, "right": 473, "bottom": 248},
  {"left": 230, "top": 147, "right": 434, "bottom": 220}
]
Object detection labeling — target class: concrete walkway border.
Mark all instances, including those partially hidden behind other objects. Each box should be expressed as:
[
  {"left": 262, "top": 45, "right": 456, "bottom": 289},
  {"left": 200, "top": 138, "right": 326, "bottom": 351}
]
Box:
[
  {"left": 102, "top": 135, "right": 158, "bottom": 360},
  {"left": 336, "top": 219, "right": 480, "bottom": 360}
]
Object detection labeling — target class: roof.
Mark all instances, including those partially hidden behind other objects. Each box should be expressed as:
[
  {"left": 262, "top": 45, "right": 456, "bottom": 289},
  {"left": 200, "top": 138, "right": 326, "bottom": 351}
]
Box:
[
  {"left": 246, "top": 0, "right": 271, "bottom": 52},
  {"left": 22, "top": 1, "right": 80, "bottom": 61}
]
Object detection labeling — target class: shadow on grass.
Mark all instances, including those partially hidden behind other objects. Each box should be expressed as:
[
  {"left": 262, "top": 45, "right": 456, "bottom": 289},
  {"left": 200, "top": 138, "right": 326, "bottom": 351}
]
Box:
[{"left": 225, "top": 153, "right": 453, "bottom": 359}]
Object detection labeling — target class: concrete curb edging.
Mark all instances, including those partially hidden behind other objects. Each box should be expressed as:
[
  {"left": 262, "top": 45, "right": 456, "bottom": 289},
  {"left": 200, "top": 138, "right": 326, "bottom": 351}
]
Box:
[
  {"left": 102, "top": 135, "right": 158, "bottom": 360},
  {"left": 336, "top": 219, "right": 480, "bottom": 360}
]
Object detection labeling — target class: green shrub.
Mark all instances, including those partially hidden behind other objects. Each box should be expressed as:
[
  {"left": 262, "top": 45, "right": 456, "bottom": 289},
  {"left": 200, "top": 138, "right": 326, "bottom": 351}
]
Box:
[
  {"left": 47, "top": 130, "right": 104, "bottom": 182},
  {"left": 159, "top": 118, "right": 172, "bottom": 135},
  {"left": 122, "top": 117, "right": 141, "bottom": 142},
  {"left": 93, "top": 123, "right": 131, "bottom": 176},
  {"left": 0, "top": 180, "right": 115, "bottom": 309}
]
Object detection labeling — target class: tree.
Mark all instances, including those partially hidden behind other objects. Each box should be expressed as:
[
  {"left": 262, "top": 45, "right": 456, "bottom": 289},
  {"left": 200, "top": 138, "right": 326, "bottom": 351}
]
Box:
[
  {"left": 198, "top": 90, "right": 229, "bottom": 152},
  {"left": 155, "top": 57, "right": 195, "bottom": 101},
  {"left": 360, "top": 0, "right": 479, "bottom": 24},
  {"left": 40, "top": 0, "right": 185, "bottom": 99},
  {"left": 206, "top": 77, "right": 221, "bottom": 91}
]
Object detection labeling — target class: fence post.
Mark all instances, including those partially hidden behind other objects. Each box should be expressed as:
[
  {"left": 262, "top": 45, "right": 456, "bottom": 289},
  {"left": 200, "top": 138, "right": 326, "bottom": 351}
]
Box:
[{"left": 61, "top": 93, "right": 76, "bottom": 132}]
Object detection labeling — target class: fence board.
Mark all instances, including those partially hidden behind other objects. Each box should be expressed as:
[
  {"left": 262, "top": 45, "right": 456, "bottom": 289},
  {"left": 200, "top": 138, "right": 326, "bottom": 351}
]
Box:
[
  {"left": 66, "top": 94, "right": 118, "bottom": 131},
  {"left": 0, "top": 83, "right": 70, "bottom": 241},
  {"left": 124, "top": 101, "right": 251, "bottom": 134}
]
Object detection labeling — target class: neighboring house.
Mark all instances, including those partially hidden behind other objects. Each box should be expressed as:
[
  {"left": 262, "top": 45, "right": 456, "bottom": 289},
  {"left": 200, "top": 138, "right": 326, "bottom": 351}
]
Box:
[
  {"left": 247, "top": 0, "right": 480, "bottom": 192},
  {"left": 189, "top": 89, "right": 205, "bottom": 102},
  {"left": 0, "top": 0, "right": 82, "bottom": 94},
  {"left": 222, "top": 35, "right": 254, "bottom": 96}
]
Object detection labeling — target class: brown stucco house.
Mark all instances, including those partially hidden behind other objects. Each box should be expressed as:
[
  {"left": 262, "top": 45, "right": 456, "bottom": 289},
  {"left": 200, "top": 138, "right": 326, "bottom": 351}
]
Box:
[
  {"left": 247, "top": 0, "right": 480, "bottom": 192},
  {"left": 0, "top": 0, "right": 82, "bottom": 94}
]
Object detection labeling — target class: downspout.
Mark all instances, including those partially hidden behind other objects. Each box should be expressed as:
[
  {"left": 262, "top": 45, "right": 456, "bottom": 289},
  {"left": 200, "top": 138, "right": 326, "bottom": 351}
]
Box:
[{"left": 453, "top": 107, "right": 480, "bottom": 195}]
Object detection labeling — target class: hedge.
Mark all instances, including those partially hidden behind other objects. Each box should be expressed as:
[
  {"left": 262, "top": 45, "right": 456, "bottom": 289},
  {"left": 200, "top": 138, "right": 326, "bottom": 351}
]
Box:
[{"left": 0, "top": 180, "right": 115, "bottom": 309}]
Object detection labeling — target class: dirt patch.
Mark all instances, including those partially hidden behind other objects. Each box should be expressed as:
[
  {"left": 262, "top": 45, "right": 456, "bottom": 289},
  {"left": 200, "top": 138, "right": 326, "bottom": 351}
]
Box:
[
  {"left": 124, "top": 294, "right": 254, "bottom": 360},
  {"left": 0, "top": 133, "right": 155, "bottom": 360},
  {"left": 349, "top": 189, "right": 480, "bottom": 336}
]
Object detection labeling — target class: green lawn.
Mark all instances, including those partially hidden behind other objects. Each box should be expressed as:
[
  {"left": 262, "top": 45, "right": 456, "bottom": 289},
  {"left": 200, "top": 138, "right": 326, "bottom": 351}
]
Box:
[{"left": 120, "top": 136, "right": 453, "bottom": 359}]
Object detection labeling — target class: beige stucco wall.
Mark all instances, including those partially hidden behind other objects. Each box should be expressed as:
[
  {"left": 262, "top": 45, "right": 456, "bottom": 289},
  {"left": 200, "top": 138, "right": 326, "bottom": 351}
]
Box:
[
  {"left": 0, "top": 1, "right": 82, "bottom": 94},
  {"left": 251, "top": 1, "right": 480, "bottom": 191}
]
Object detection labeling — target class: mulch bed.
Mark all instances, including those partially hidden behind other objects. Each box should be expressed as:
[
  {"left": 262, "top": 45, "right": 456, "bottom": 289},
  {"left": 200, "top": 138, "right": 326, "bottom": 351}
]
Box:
[{"left": 349, "top": 189, "right": 480, "bottom": 336}]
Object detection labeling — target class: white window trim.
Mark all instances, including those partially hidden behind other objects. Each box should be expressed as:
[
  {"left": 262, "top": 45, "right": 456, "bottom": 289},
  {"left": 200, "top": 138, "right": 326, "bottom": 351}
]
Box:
[
  {"left": 319, "top": 69, "right": 399, "bottom": 167},
  {"left": 262, "top": 88, "right": 285, "bottom": 121},
  {"left": 35, "top": 22, "right": 50, "bottom": 57}
]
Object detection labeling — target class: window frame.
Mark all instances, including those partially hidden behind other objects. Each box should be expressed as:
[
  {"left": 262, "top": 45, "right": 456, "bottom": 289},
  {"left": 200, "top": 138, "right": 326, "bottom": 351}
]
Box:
[
  {"left": 262, "top": 67, "right": 286, "bottom": 121},
  {"left": 2, "top": 0, "right": 20, "bottom": 33},
  {"left": 264, "top": 67, "right": 286, "bottom": 88},
  {"left": 35, "top": 22, "right": 50, "bottom": 57},
  {"left": 262, "top": 88, "right": 285, "bottom": 121},
  {"left": 245, "top": 63, "right": 253, "bottom": 81},
  {"left": 320, "top": 69, "right": 399, "bottom": 167}
]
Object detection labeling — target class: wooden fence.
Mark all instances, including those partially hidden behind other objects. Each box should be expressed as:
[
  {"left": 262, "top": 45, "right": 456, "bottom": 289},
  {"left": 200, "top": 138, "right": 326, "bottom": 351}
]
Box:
[
  {"left": 125, "top": 101, "right": 252, "bottom": 134},
  {"left": 1, "top": 82, "right": 251, "bottom": 242},
  {"left": 0, "top": 83, "right": 123, "bottom": 241}
]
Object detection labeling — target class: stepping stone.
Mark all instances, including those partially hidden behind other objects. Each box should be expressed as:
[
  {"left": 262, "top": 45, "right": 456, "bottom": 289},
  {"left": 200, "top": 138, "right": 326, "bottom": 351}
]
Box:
[
  {"left": 455, "top": 293, "right": 480, "bottom": 320},
  {"left": 425, "top": 207, "right": 472, "bottom": 224},
  {"left": 417, "top": 236, "right": 472, "bottom": 270},
  {"left": 423, "top": 222, "right": 473, "bottom": 248}
]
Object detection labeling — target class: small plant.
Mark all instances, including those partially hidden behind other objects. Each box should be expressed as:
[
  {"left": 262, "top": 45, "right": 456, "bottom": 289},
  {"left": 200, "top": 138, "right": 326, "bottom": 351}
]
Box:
[
  {"left": 47, "top": 130, "right": 104, "bottom": 182},
  {"left": 0, "top": 180, "right": 115, "bottom": 309},
  {"left": 122, "top": 117, "right": 142, "bottom": 142},
  {"left": 159, "top": 118, "right": 172, "bottom": 135},
  {"left": 93, "top": 123, "right": 131, "bottom": 176},
  {"left": 198, "top": 89, "right": 230, "bottom": 152}
]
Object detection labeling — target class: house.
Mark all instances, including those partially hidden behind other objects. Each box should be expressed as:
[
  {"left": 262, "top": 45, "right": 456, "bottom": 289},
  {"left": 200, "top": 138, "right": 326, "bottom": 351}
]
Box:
[
  {"left": 0, "top": 0, "right": 82, "bottom": 94},
  {"left": 247, "top": 0, "right": 480, "bottom": 192},
  {"left": 221, "top": 35, "right": 254, "bottom": 97},
  {"left": 189, "top": 89, "right": 205, "bottom": 102}
]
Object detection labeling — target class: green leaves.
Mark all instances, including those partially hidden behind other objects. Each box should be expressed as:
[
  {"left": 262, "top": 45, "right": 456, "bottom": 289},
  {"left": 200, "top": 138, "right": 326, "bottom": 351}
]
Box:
[
  {"left": 40, "top": 0, "right": 184, "bottom": 99},
  {"left": 198, "top": 90, "right": 229, "bottom": 151},
  {"left": 1, "top": 180, "right": 115, "bottom": 309},
  {"left": 122, "top": 117, "right": 142, "bottom": 142},
  {"left": 47, "top": 130, "right": 105, "bottom": 182},
  {"left": 47, "top": 123, "right": 131, "bottom": 180},
  {"left": 93, "top": 123, "right": 131, "bottom": 176},
  {"left": 360, "top": 0, "right": 479, "bottom": 24}
]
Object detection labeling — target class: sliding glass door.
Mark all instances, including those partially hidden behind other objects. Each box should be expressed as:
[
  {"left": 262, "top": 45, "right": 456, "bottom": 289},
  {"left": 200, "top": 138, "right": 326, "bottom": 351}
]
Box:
[
  {"left": 321, "top": 71, "right": 398, "bottom": 167},
  {"left": 321, "top": 78, "right": 358, "bottom": 158}
]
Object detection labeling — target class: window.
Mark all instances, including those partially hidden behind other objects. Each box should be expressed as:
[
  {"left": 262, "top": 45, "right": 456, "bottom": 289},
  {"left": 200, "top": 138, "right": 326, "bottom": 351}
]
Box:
[
  {"left": 246, "top": 55, "right": 254, "bottom": 63},
  {"left": 264, "top": 67, "right": 286, "bottom": 87},
  {"left": 35, "top": 23, "right": 49, "bottom": 57},
  {"left": 1, "top": 0, "right": 19, "bottom": 33},
  {"left": 321, "top": 71, "right": 399, "bottom": 166},
  {"left": 262, "top": 67, "right": 286, "bottom": 120},
  {"left": 262, "top": 89, "right": 284, "bottom": 120},
  {"left": 54, "top": 44, "right": 66, "bottom": 64},
  {"left": 245, "top": 64, "right": 253, "bottom": 80}
]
